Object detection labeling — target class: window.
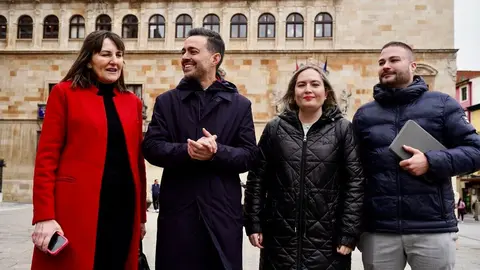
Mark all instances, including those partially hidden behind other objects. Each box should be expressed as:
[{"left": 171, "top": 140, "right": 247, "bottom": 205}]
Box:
[
  {"left": 258, "top": 13, "right": 275, "bottom": 38},
  {"left": 17, "top": 15, "right": 33, "bottom": 39},
  {"left": 0, "top": 15, "right": 7, "bottom": 39},
  {"left": 149, "top": 14, "right": 165, "bottom": 38},
  {"left": 69, "top": 15, "right": 85, "bottom": 39},
  {"left": 286, "top": 13, "right": 303, "bottom": 38},
  {"left": 230, "top": 14, "right": 247, "bottom": 38},
  {"left": 461, "top": 86, "right": 468, "bottom": 101},
  {"left": 127, "top": 84, "right": 142, "bottom": 99},
  {"left": 176, "top": 14, "right": 192, "bottom": 38},
  {"left": 48, "top": 83, "right": 56, "bottom": 94},
  {"left": 203, "top": 14, "right": 220, "bottom": 33},
  {"left": 315, "top": 13, "right": 333, "bottom": 38},
  {"left": 96, "top": 15, "right": 112, "bottom": 31},
  {"left": 43, "top": 15, "right": 59, "bottom": 39},
  {"left": 127, "top": 84, "right": 146, "bottom": 119},
  {"left": 122, "top": 15, "right": 138, "bottom": 38}
]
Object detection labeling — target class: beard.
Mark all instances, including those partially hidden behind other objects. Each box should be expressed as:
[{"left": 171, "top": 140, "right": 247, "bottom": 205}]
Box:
[
  {"left": 379, "top": 69, "right": 412, "bottom": 88},
  {"left": 183, "top": 64, "right": 207, "bottom": 81}
]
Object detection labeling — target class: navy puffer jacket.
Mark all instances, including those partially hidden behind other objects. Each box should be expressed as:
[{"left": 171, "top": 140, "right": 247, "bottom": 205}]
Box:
[{"left": 353, "top": 76, "right": 480, "bottom": 234}]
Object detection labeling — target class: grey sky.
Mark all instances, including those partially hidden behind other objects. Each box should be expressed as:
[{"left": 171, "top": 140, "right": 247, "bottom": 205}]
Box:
[{"left": 455, "top": 0, "right": 480, "bottom": 70}]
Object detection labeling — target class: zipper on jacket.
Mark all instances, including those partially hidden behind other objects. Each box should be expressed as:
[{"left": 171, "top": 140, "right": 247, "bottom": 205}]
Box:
[
  {"left": 438, "top": 186, "right": 446, "bottom": 219},
  {"left": 296, "top": 131, "right": 308, "bottom": 270},
  {"left": 395, "top": 106, "right": 402, "bottom": 232}
]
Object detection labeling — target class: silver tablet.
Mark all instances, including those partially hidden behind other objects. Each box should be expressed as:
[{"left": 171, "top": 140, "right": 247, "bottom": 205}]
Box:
[{"left": 389, "top": 120, "right": 446, "bottom": 160}]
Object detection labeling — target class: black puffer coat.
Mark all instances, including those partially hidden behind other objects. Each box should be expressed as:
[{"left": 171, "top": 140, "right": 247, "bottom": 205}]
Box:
[{"left": 244, "top": 106, "right": 365, "bottom": 270}]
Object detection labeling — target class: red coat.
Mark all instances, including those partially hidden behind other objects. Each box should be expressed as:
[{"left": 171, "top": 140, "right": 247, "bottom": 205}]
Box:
[{"left": 31, "top": 81, "right": 147, "bottom": 270}]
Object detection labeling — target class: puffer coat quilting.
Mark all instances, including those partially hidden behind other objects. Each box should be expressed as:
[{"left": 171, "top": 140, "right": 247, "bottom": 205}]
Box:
[{"left": 245, "top": 106, "right": 365, "bottom": 270}]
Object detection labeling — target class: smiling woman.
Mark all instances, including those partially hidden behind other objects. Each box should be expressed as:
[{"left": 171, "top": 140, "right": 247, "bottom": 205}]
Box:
[{"left": 31, "top": 30, "right": 147, "bottom": 270}]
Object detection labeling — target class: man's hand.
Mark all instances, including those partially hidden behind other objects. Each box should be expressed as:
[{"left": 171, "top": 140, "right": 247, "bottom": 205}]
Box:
[
  {"left": 197, "top": 128, "right": 217, "bottom": 153},
  {"left": 187, "top": 128, "right": 217, "bottom": 161},
  {"left": 399, "top": 145, "right": 429, "bottom": 176},
  {"left": 337, "top": 245, "right": 352, "bottom": 255},
  {"left": 248, "top": 233, "right": 264, "bottom": 249}
]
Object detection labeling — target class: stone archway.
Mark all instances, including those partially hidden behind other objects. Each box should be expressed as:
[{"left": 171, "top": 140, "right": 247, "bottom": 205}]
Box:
[{"left": 415, "top": 63, "right": 438, "bottom": 90}]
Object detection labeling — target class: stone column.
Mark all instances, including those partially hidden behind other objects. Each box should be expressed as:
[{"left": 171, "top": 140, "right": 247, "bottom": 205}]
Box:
[
  {"left": 112, "top": 2, "right": 121, "bottom": 36},
  {"left": 305, "top": 5, "right": 314, "bottom": 50},
  {"left": 247, "top": 6, "right": 255, "bottom": 49},
  {"left": 222, "top": 7, "right": 229, "bottom": 48},
  {"left": 138, "top": 4, "right": 146, "bottom": 49},
  {"left": 276, "top": 7, "right": 285, "bottom": 50},
  {"left": 33, "top": 7, "right": 42, "bottom": 49},
  {"left": 166, "top": 7, "right": 175, "bottom": 49},
  {"left": 59, "top": 4, "right": 68, "bottom": 49},
  {"left": 7, "top": 8, "right": 15, "bottom": 49}
]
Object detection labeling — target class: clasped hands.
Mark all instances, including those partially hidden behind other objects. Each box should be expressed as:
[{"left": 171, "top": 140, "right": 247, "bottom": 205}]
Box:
[{"left": 187, "top": 128, "right": 217, "bottom": 161}]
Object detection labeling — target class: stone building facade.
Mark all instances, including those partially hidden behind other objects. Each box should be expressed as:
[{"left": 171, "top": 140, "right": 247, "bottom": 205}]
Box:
[{"left": 0, "top": 0, "right": 456, "bottom": 202}]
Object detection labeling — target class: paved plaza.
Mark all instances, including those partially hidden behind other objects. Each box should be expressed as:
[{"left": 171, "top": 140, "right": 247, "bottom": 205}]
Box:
[{"left": 1, "top": 200, "right": 479, "bottom": 269}]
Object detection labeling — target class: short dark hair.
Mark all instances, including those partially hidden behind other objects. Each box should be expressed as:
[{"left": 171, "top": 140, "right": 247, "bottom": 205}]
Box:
[
  {"left": 381, "top": 41, "right": 414, "bottom": 60},
  {"left": 187, "top": 27, "right": 225, "bottom": 70},
  {"left": 61, "top": 30, "right": 127, "bottom": 91}
]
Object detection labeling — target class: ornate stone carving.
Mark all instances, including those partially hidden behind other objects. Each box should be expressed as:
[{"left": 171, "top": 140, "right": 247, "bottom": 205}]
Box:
[
  {"left": 414, "top": 63, "right": 438, "bottom": 76},
  {"left": 339, "top": 88, "right": 352, "bottom": 116}
]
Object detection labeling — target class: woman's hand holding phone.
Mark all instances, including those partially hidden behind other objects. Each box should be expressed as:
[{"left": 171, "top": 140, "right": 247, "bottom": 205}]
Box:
[{"left": 32, "top": 219, "right": 64, "bottom": 253}]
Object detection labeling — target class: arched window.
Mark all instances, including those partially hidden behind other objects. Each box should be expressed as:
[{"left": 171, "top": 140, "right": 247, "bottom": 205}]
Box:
[
  {"left": 176, "top": 14, "right": 192, "bottom": 38},
  {"left": 0, "top": 16, "right": 6, "bottom": 39},
  {"left": 17, "top": 15, "right": 33, "bottom": 39},
  {"left": 258, "top": 13, "right": 275, "bottom": 38},
  {"left": 203, "top": 14, "right": 220, "bottom": 33},
  {"left": 230, "top": 14, "right": 247, "bottom": 38},
  {"left": 44, "top": 15, "right": 59, "bottom": 39},
  {"left": 149, "top": 14, "right": 165, "bottom": 38},
  {"left": 315, "top": 13, "right": 333, "bottom": 38},
  {"left": 286, "top": 13, "right": 303, "bottom": 38},
  {"left": 122, "top": 15, "right": 138, "bottom": 38},
  {"left": 69, "top": 15, "right": 85, "bottom": 39},
  {"left": 96, "top": 14, "right": 112, "bottom": 31}
]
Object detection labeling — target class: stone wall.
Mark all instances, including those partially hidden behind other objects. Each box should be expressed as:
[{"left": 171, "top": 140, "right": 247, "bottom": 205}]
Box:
[
  {"left": 0, "top": 0, "right": 454, "bottom": 51},
  {"left": 0, "top": 0, "right": 457, "bottom": 202},
  {"left": 0, "top": 51, "right": 457, "bottom": 202}
]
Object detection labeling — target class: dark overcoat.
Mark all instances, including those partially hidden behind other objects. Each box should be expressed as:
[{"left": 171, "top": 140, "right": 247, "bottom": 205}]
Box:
[{"left": 143, "top": 78, "right": 257, "bottom": 270}]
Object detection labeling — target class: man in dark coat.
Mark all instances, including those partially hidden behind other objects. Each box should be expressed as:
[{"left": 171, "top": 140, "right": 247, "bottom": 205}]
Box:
[
  {"left": 142, "top": 28, "right": 257, "bottom": 270},
  {"left": 353, "top": 41, "right": 480, "bottom": 269},
  {"left": 151, "top": 179, "right": 160, "bottom": 212}
]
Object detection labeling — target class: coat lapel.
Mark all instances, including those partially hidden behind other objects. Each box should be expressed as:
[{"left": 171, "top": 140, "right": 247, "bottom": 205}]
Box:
[{"left": 199, "top": 91, "right": 232, "bottom": 121}]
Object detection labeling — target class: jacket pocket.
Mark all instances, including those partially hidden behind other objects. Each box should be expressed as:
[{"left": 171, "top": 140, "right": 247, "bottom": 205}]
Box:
[
  {"left": 56, "top": 176, "right": 76, "bottom": 183},
  {"left": 438, "top": 186, "right": 446, "bottom": 219}
]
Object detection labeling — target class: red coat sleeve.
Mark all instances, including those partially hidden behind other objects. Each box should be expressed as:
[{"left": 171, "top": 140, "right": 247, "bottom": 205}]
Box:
[
  {"left": 137, "top": 98, "right": 147, "bottom": 223},
  {"left": 32, "top": 84, "right": 67, "bottom": 225}
]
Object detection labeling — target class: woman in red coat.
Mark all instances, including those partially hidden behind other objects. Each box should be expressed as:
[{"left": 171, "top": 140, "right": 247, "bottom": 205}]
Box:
[{"left": 31, "top": 30, "right": 147, "bottom": 270}]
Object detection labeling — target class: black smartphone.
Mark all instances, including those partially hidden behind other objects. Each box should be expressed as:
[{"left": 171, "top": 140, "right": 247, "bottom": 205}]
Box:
[{"left": 47, "top": 231, "right": 69, "bottom": 255}]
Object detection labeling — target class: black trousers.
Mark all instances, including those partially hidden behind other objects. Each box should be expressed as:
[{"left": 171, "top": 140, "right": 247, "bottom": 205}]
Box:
[{"left": 152, "top": 194, "right": 159, "bottom": 210}]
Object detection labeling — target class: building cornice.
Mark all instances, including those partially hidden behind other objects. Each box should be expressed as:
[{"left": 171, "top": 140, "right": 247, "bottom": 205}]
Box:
[
  {"left": 467, "top": 103, "right": 480, "bottom": 112},
  {"left": 0, "top": 49, "right": 459, "bottom": 55}
]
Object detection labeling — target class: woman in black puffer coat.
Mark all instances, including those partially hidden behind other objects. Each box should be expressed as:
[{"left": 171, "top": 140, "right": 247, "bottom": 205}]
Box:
[{"left": 244, "top": 64, "right": 365, "bottom": 270}]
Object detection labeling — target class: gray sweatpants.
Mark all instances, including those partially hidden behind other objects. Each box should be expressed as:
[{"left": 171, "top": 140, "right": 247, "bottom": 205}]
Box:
[{"left": 358, "top": 232, "right": 457, "bottom": 270}]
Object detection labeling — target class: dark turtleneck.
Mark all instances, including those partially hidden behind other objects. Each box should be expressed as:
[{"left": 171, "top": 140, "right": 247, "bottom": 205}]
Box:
[{"left": 93, "top": 81, "right": 135, "bottom": 270}]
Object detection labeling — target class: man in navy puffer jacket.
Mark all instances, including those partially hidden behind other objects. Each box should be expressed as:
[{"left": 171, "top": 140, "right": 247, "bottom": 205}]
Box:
[{"left": 353, "top": 41, "right": 480, "bottom": 270}]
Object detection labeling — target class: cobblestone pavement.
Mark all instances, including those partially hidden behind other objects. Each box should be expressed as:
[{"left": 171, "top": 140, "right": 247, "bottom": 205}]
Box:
[{"left": 1, "top": 201, "right": 479, "bottom": 269}]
